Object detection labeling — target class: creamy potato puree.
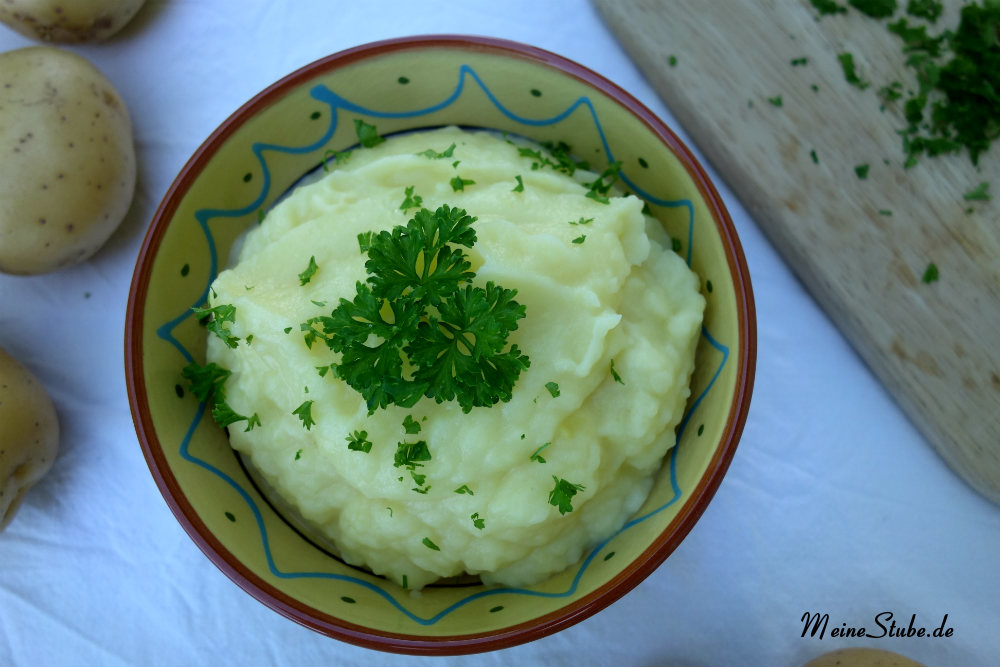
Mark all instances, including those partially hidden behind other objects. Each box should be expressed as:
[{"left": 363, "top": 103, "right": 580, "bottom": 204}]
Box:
[{"left": 205, "top": 126, "right": 705, "bottom": 589}]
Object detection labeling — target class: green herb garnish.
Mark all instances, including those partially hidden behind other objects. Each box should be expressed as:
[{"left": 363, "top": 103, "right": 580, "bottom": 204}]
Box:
[
  {"left": 353, "top": 119, "right": 385, "bottom": 148},
  {"left": 298, "top": 256, "right": 319, "bottom": 286},
  {"left": 572, "top": 235, "right": 587, "bottom": 244},
  {"left": 855, "top": 164, "right": 871, "bottom": 179},
  {"left": 394, "top": 440, "right": 432, "bottom": 470},
  {"left": 454, "top": 484, "right": 474, "bottom": 495},
  {"left": 471, "top": 512, "right": 485, "bottom": 530},
  {"left": 307, "top": 204, "right": 529, "bottom": 414},
  {"left": 422, "top": 537, "right": 440, "bottom": 551},
  {"left": 837, "top": 52, "right": 871, "bottom": 89},
  {"left": 449, "top": 175, "right": 475, "bottom": 192},
  {"left": 193, "top": 303, "right": 240, "bottom": 349},
  {"left": 922, "top": 262, "right": 939, "bottom": 283},
  {"left": 767, "top": 95, "right": 784, "bottom": 107},
  {"left": 810, "top": 0, "right": 848, "bottom": 15},
  {"left": 530, "top": 443, "right": 550, "bottom": 463},
  {"left": 906, "top": 0, "right": 942, "bottom": 22},
  {"left": 400, "top": 185, "right": 423, "bottom": 211},
  {"left": 964, "top": 182, "right": 991, "bottom": 201},
  {"left": 347, "top": 430, "right": 373, "bottom": 453},
  {"left": 182, "top": 362, "right": 260, "bottom": 432},
  {"left": 402, "top": 415, "right": 422, "bottom": 434},
  {"left": 610, "top": 359, "right": 625, "bottom": 385},
  {"left": 416, "top": 143, "right": 456, "bottom": 159},
  {"left": 292, "top": 400, "right": 315, "bottom": 430},
  {"left": 545, "top": 381, "right": 560, "bottom": 398},
  {"left": 512, "top": 174, "right": 524, "bottom": 192},
  {"left": 548, "top": 477, "right": 585, "bottom": 515}
]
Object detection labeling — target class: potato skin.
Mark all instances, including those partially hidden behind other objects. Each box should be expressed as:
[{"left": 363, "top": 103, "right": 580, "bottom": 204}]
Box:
[
  {"left": 803, "top": 647, "right": 924, "bottom": 667},
  {"left": 0, "top": 46, "right": 136, "bottom": 275},
  {"left": 0, "top": 345, "right": 59, "bottom": 532},
  {"left": 0, "top": 0, "right": 145, "bottom": 43}
]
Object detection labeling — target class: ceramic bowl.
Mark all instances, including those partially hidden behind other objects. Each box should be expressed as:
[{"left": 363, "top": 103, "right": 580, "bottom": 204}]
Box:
[{"left": 125, "top": 35, "right": 755, "bottom": 654}]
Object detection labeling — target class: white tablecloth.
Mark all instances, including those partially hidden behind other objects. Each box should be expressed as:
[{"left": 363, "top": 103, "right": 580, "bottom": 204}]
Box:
[{"left": 2, "top": 2, "right": 997, "bottom": 665}]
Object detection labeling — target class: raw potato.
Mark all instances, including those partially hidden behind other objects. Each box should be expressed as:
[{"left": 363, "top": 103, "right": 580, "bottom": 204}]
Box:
[
  {"left": 803, "top": 647, "right": 924, "bottom": 667},
  {"left": 0, "top": 0, "right": 145, "bottom": 43},
  {"left": 0, "top": 345, "right": 59, "bottom": 532},
  {"left": 0, "top": 46, "right": 136, "bottom": 275}
]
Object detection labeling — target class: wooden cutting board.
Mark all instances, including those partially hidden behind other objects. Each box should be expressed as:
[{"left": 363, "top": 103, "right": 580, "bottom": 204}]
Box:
[{"left": 595, "top": 0, "right": 1000, "bottom": 504}]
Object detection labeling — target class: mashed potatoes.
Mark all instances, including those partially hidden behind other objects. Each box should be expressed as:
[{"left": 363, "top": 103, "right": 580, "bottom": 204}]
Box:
[{"left": 204, "top": 126, "right": 705, "bottom": 589}]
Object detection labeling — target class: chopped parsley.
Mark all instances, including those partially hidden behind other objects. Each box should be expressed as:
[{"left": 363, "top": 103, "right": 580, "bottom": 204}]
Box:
[
  {"left": 810, "top": 149, "right": 820, "bottom": 164},
  {"left": 922, "top": 262, "right": 939, "bottom": 283},
  {"left": 767, "top": 95, "right": 783, "bottom": 107},
  {"left": 810, "top": 0, "right": 847, "bottom": 14},
  {"left": 471, "top": 512, "right": 485, "bottom": 530},
  {"left": 298, "top": 256, "right": 319, "bottom": 286},
  {"left": 584, "top": 161, "right": 622, "bottom": 204},
  {"left": 346, "top": 430, "right": 373, "bottom": 453},
  {"left": 393, "top": 440, "right": 431, "bottom": 470},
  {"left": 529, "top": 443, "right": 550, "bottom": 463},
  {"left": 402, "top": 415, "right": 422, "bottom": 434},
  {"left": 512, "top": 175, "right": 524, "bottom": 192},
  {"left": 422, "top": 537, "right": 440, "bottom": 551},
  {"left": 353, "top": 119, "right": 385, "bottom": 148},
  {"left": 855, "top": 164, "right": 871, "bottom": 179},
  {"left": 192, "top": 304, "right": 240, "bottom": 349},
  {"left": 837, "top": 52, "right": 871, "bottom": 89},
  {"left": 292, "top": 400, "right": 315, "bottom": 430},
  {"left": 572, "top": 235, "right": 587, "bottom": 244},
  {"left": 416, "top": 143, "right": 456, "bottom": 159},
  {"left": 964, "top": 182, "right": 991, "bottom": 201},
  {"left": 454, "top": 484, "right": 474, "bottom": 495},
  {"left": 545, "top": 381, "right": 561, "bottom": 398},
  {"left": 294, "top": 448, "right": 303, "bottom": 460},
  {"left": 569, "top": 217, "right": 594, "bottom": 226},
  {"left": 305, "top": 204, "right": 529, "bottom": 414},
  {"left": 548, "top": 477, "right": 585, "bottom": 515},
  {"left": 906, "top": 0, "right": 942, "bottom": 22},
  {"left": 610, "top": 359, "right": 625, "bottom": 385},
  {"left": 791, "top": 57, "right": 809, "bottom": 66},
  {"left": 400, "top": 185, "right": 423, "bottom": 211},
  {"left": 181, "top": 362, "right": 260, "bottom": 432},
  {"left": 449, "top": 175, "right": 475, "bottom": 192}
]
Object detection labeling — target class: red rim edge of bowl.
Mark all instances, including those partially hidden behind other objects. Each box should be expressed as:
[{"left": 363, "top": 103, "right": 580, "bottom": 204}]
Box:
[{"left": 124, "top": 34, "right": 757, "bottom": 656}]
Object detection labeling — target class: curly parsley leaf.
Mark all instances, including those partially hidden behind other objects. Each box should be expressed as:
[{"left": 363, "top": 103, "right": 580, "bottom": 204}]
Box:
[
  {"left": 315, "top": 205, "right": 529, "bottom": 413},
  {"left": 548, "top": 477, "right": 585, "bottom": 515},
  {"left": 346, "top": 430, "right": 373, "bottom": 453},
  {"left": 471, "top": 512, "right": 485, "bottom": 530},
  {"left": 193, "top": 304, "right": 240, "bottom": 349},
  {"left": 298, "top": 256, "right": 319, "bottom": 286},
  {"left": 181, "top": 362, "right": 259, "bottom": 431},
  {"left": 416, "top": 143, "right": 456, "bottom": 159},
  {"left": 400, "top": 185, "right": 423, "bottom": 211},
  {"left": 545, "top": 381, "right": 561, "bottom": 398},
  {"left": 293, "top": 400, "right": 315, "bottom": 430},
  {"left": 402, "top": 415, "right": 422, "bottom": 434},
  {"left": 354, "top": 119, "right": 385, "bottom": 148},
  {"left": 450, "top": 175, "right": 475, "bottom": 192}
]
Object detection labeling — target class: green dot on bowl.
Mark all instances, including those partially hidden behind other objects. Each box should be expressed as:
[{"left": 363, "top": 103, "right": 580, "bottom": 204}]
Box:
[
  {"left": 225, "top": 511, "right": 236, "bottom": 522},
  {"left": 706, "top": 280, "right": 714, "bottom": 293},
  {"left": 697, "top": 424, "right": 704, "bottom": 436},
  {"left": 242, "top": 172, "right": 252, "bottom": 183},
  {"left": 341, "top": 596, "right": 356, "bottom": 604},
  {"left": 398, "top": 76, "right": 410, "bottom": 84},
  {"left": 174, "top": 384, "right": 184, "bottom": 399},
  {"left": 638, "top": 157, "right": 649, "bottom": 168},
  {"left": 310, "top": 110, "right": 321, "bottom": 120},
  {"left": 530, "top": 88, "right": 542, "bottom": 97},
  {"left": 489, "top": 605, "right": 504, "bottom": 613},
  {"left": 180, "top": 263, "right": 190, "bottom": 277},
  {"left": 603, "top": 551, "right": 616, "bottom": 561}
]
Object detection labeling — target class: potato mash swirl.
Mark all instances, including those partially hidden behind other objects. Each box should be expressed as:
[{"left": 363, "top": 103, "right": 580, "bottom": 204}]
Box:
[{"left": 204, "top": 126, "right": 705, "bottom": 589}]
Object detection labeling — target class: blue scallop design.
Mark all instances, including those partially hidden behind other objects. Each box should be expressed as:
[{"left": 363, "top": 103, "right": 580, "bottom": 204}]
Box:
[{"left": 157, "top": 63, "right": 730, "bottom": 625}]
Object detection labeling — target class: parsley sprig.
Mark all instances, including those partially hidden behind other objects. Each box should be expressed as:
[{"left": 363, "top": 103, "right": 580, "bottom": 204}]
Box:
[{"left": 303, "top": 205, "right": 530, "bottom": 413}]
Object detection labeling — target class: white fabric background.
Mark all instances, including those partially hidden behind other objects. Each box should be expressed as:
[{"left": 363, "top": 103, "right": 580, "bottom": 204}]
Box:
[{"left": 1, "top": 2, "right": 997, "bottom": 665}]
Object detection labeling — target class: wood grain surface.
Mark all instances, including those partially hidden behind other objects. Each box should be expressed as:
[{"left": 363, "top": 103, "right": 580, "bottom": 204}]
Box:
[{"left": 594, "top": 0, "right": 1000, "bottom": 503}]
